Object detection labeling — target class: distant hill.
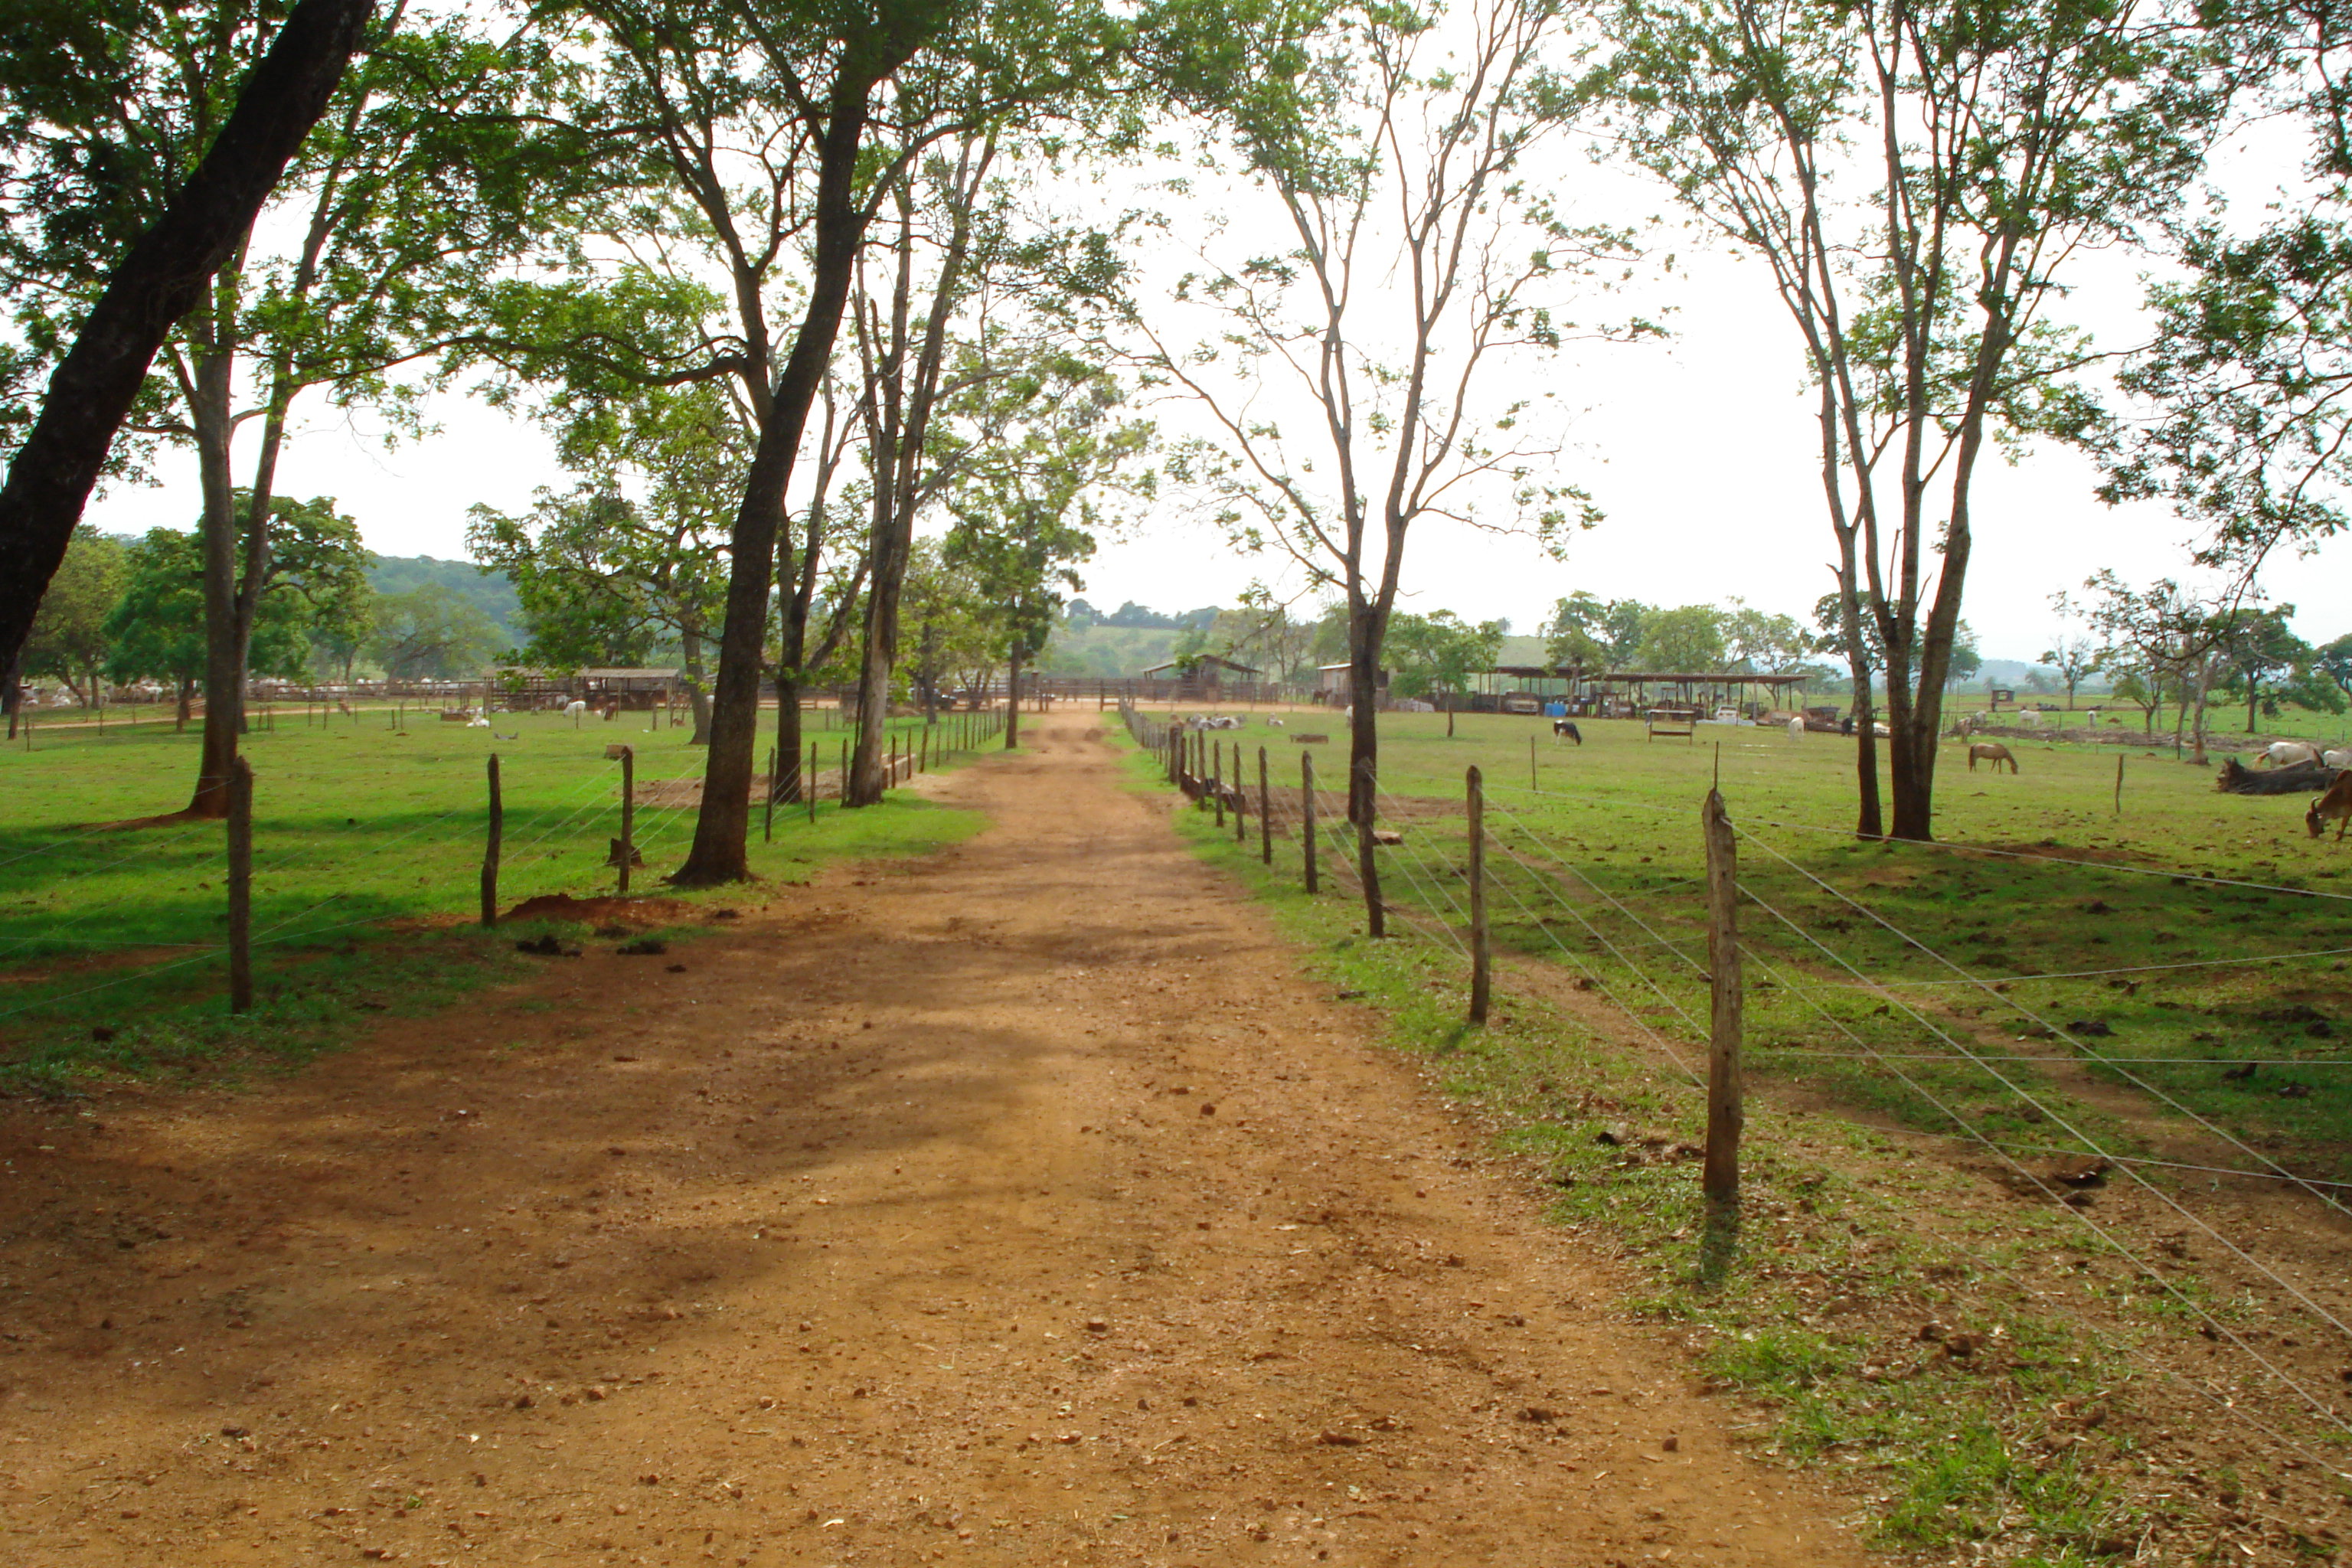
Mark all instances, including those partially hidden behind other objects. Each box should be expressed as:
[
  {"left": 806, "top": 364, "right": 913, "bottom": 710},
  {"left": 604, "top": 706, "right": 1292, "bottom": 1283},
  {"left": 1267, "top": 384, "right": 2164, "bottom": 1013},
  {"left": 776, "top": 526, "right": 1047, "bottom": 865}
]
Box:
[{"left": 368, "top": 555, "right": 524, "bottom": 650}]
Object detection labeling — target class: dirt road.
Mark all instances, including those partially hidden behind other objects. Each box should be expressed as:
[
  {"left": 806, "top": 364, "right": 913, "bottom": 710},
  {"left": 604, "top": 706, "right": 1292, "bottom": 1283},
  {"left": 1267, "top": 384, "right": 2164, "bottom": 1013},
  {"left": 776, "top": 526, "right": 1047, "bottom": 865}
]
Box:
[{"left": 0, "top": 713, "right": 1873, "bottom": 1565}]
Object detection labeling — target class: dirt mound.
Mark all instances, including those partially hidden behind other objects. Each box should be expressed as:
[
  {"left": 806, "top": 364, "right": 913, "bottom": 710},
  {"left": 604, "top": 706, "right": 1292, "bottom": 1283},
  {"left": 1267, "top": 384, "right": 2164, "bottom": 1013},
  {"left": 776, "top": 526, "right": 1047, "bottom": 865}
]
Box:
[{"left": 501, "top": 892, "right": 703, "bottom": 926}]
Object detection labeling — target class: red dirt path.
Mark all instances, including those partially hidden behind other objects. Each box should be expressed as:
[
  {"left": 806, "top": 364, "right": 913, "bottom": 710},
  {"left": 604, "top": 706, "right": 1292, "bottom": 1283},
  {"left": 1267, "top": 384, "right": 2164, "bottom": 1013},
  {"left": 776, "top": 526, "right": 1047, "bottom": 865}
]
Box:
[{"left": 0, "top": 712, "right": 1873, "bottom": 1566}]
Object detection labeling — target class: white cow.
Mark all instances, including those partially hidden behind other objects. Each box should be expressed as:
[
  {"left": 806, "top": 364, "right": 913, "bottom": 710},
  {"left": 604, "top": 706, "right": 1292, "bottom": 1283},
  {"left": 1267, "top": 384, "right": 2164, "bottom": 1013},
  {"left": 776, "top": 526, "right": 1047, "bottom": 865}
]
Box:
[
  {"left": 2014, "top": 708, "right": 2042, "bottom": 727},
  {"left": 467, "top": 716, "right": 491, "bottom": 729},
  {"left": 2324, "top": 748, "right": 2352, "bottom": 769},
  {"left": 564, "top": 699, "right": 589, "bottom": 720},
  {"left": 2259, "top": 740, "right": 2322, "bottom": 767},
  {"left": 1787, "top": 716, "right": 1805, "bottom": 739}
]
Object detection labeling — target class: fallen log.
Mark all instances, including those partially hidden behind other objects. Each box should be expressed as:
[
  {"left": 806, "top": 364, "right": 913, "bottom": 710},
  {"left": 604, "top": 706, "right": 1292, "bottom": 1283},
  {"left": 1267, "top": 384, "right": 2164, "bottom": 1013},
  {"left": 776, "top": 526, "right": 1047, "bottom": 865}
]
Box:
[{"left": 2216, "top": 758, "right": 2341, "bottom": 796}]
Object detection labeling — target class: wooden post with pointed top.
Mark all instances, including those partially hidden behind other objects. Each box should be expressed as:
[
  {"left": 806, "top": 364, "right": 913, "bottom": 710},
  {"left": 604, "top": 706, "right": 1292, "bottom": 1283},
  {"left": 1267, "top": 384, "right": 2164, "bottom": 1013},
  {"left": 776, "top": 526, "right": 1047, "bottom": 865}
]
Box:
[
  {"left": 616, "top": 746, "right": 635, "bottom": 896},
  {"left": 1701, "top": 786, "right": 1743, "bottom": 1214},
  {"left": 1468, "top": 765, "right": 1489, "bottom": 1024},
  {"left": 808, "top": 741, "right": 819, "bottom": 825},
  {"left": 481, "top": 753, "right": 502, "bottom": 927},
  {"left": 227, "top": 756, "right": 253, "bottom": 1014},
  {"left": 1302, "top": 752, "right": 1318, "bottom": 894},
  {"left": 1258, "top": 746, "right": 1271, "bottom": 861}
]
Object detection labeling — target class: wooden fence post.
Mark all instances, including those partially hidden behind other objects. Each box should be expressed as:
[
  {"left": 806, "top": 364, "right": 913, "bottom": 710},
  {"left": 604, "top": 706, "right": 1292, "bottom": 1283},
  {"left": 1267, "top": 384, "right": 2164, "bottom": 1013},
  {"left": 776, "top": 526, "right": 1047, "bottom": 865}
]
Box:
[
  {"left": 839, "top": 738, "right": 848, "bottom": 806},
  {"left": 618, "top": 746, "right": 635, "bottom": 895},
  {"left": 1467, "top": 765, "right": 1488, "bottom": 1024},
  {"left": 1213, "top": 740, "right": 1225, "bottom": 828},
  {"left": 227, "top": 756, "right": 253, "bottom": 1014},
  {"left": 1701, "top": 786, "right": 1743, "bottom": 1214},
  {"left": 481, "top": 753, "right": 502, "bottom": 927},
  {"left": 1259, "top": 746, "right": 1272, "bottom": 864},
  {"left": 1302, "top": 752, "right": 1319, "bottom": 893},
  {"left": 763, "top": 745, "right": 776, "bottom": 842},
  {"left": 2113, "top": 752, "right": 2124, "bottom": 816},
  {"left": 1234, "top": 740, "right": 1247, "bottom": 844},
  {"left": 808, "top": 741, "right": 818, "bottom": 824},
  {"left": 1529, "top": 732, "right": 1537, "bottom": 792}
]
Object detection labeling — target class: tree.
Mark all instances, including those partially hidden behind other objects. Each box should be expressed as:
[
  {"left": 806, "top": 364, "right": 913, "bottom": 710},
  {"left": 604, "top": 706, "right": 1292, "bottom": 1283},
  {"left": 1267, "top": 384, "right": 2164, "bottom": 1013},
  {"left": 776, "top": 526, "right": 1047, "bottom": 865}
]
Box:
[
  {"left": 1543, "top": 593, "right": 1649, "bottom": 670},
  {"left": 23, "top": 525, "right": 127, "bottom": 710},
  {"left": 1387, "top": 611, "right": 1507, "bottom": 707},
  {"left": 2067, "top": 571, "right": 2221, "bottom": 741},
  {"left": 367, "top": 585, "right": 501, "bottom": 681},
  {"left": 5, "top": 2, "right": 597, "bottom": 816},
  {"left": 1147, "top": 0, "right": 1642, "bottom": 933},
  {"left": 2040, "top": 632, "right": 2099, "bottom": 709},
  {"left": 577, "top": 0, "right": 1132, "bottom": 880},
  {"left": 2208, "top": 606, "right": 2308, "bottom": 733},
  {"left": 0, "top": 0, "right": 373, "bottom": 676},
  {"left": 939, "top": 359, "right": 1149, "bottom": 751},
  {"left": 1610, "top": 0, "right": 2235, "bottom": 839},
  {"left": 1945, "top": 622, "right": 1981, "bottom": 691},
  {"left": 1214, "top": 586, "right": 1323, "bottom": 686},
  {"left": 1720, "top": 600, "right": 1813, "bottom": 673},
  {"left": 105, "top": 528, "right": 308, "bottom": 725},
  {"left": 2317, "top": 633, "right": 2352, "bottom": 707},
  {"left": 469, "top": 382, "right": 739, "bottom": 742},
  {"left": 1632, "top": 604, "right": 1727, "bottom": 671}
]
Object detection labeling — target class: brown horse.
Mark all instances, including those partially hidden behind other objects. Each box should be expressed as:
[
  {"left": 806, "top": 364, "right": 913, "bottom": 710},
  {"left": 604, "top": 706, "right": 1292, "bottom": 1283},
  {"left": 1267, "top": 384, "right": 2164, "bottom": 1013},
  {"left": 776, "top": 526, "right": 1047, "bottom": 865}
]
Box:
[
  {"left": 2307, "top": 773, "right": 2352, "bottom": 840},
  {"left": 1967, "top": 742, "right": 2019, "bottom": 774}
]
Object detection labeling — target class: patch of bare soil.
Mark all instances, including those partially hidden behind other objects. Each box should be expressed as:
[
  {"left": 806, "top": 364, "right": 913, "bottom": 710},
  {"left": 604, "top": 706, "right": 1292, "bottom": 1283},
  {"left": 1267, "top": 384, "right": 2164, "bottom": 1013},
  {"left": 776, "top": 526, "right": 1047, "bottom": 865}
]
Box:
[
  {"left": 0, "top": 714, "right": 1876, "bottom": 1566},
  {"left": 501, "top": 893, "right": 717, "bottom": 929}
]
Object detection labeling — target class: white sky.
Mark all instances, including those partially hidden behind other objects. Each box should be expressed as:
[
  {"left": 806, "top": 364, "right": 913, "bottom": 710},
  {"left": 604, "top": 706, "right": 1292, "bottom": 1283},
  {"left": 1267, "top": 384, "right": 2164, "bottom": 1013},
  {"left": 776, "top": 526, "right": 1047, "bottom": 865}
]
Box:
[{"left": 78, "top": 47, "right": 2352, "bottom": 666}]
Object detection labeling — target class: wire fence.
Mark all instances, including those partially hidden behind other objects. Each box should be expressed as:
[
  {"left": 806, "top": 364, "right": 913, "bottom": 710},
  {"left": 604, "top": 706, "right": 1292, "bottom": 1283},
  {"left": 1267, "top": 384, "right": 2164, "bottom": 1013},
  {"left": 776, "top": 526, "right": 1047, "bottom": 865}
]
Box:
[
  {"left": 1115, "top": 701, "right": 2352, "bottom": 1465},
  {"left": 0, "top": 704, "right": 1006, "bottom": 1052}
]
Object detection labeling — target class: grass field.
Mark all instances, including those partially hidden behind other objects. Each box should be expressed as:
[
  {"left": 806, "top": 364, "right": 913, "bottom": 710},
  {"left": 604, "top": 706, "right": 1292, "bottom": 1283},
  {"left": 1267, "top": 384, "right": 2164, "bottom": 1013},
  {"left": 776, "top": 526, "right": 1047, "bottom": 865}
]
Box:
[
  {"left": 0, "top": 704, "right": 994, "bottom": 1092},
  {"left": 1161, "top": 706, "right": 2352, "bottom": 1181},
  {"left": 1123, "top": 713, "right": 2352, "bottom": 1561}
]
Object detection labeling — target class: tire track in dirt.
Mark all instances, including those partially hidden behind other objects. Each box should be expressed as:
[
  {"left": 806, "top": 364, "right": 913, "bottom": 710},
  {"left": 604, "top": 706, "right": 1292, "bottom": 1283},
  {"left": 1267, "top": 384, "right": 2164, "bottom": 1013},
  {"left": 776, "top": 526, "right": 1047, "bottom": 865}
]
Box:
[{"left": 0, "top": 711, "right": 1875, "bottom": 1565}]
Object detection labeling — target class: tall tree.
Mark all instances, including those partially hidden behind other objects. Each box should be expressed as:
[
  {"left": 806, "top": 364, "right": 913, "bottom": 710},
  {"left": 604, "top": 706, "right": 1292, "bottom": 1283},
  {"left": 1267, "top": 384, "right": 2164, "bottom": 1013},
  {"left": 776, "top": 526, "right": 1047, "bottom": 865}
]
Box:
[
  {"left": 469, "top": 382, "right": 740, "bottom": 740},
  {"left": 586, "top": 0, "right": 1133, "bottom": 880},
  {"left": 0, "top": 0, "right": 374, "bottom": 675},
  {"left": 23, "top": 525, "right": 127, "bottom": 713},
  {"left": 940, "top": 358, "right": 1150, "bottom": 750},
  {"left": 1609, "top": 0, "right": 2235, "bottom": 838},
  {"left": 1145, "top": 0, "right": 1636, "bottom": 933},
  {"left": 6, "top": 2, "right": 586, "bottom": 815}
]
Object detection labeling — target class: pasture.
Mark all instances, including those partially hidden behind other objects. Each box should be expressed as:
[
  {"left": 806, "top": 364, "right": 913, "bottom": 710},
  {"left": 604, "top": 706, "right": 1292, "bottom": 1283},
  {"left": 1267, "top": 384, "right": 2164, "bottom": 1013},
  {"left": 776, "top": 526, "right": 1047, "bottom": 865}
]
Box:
[
  {"left": 1138, "top": 709, "right": 2352, "bottom": 1555},
  {"left": 0, "top": 705, "right": 987, "bottom": 1091},
  {"left": 1174, "top": 706, "right": 2352, "bottom": 1178}
]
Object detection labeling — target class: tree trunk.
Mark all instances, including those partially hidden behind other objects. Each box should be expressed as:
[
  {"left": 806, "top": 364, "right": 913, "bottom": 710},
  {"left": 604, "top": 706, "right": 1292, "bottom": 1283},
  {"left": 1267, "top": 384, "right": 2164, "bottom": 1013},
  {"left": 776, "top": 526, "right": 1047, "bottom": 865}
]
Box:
[
  {"left": 671, "top": 83, "right": 878, "bottom": 883},
  {"left": 0, "top": 0, "right": 373, "bottom": 673},
  {"left": 188, "top": 349, "right": 242, "bottom": 818},
  {"left": 1004, "top": 646, "right": 1021, "bottom": 749},
  {"left": 176, "top": 677, "right": 193, "bottom": 729},
  {"left": 681, "top": 626, "right": 710, "bottom": 745},
  {"left": 771, "top": 674, "right": 803, "bottom": 804},
  {"left": 2, "top": 645, "right": 21, "bottom": 738},
  {"left": 1345, "top": 615, "right": 1385, "bottom": 939},
  {"left": 849, "top": 487, "right": 913, "bottom": 802}
]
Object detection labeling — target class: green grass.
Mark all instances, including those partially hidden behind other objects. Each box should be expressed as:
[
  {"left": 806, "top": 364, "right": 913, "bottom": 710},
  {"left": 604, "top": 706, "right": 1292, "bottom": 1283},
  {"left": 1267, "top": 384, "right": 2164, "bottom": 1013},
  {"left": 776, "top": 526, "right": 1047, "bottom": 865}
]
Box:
[
  {"left": 1115, "top": 713, "right": 2347, "bottom": 1563},
  {"left": 0, "top": 706, "right": 989, "bottom": 1091},
  {"left": 1192, "top": 707, "right": 2352, "bottom": 1180}
]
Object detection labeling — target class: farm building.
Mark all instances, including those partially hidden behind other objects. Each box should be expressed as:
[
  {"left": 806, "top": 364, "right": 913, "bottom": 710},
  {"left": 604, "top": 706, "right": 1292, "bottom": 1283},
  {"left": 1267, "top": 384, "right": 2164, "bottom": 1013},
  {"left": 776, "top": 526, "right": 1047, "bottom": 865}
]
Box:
[
  {"left": 1139, "top": 653, "right": 1264, "bottom": 687},
  {"left": 1581, "top": 670, "right": 1811, "bottom": 719},
  {"left": 488, "top": 666, "right": 685, "bottom": 711},
  {"left": 1315, "top": 663, "right": 1391, "bottom": 703}
]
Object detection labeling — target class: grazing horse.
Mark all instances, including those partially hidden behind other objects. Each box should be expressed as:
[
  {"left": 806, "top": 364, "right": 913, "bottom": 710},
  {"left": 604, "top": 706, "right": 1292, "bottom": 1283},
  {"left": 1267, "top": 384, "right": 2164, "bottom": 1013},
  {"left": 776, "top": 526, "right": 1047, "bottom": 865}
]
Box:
[
  {"left": 1552, "top": 718, "right": 1582, "bottom": 744},
  {"left": 1968, "top": 742, "right": 2020, "bottom": 774},
  {"left": 2308, "top": 773, "right": 2352, "bottom": 840}
]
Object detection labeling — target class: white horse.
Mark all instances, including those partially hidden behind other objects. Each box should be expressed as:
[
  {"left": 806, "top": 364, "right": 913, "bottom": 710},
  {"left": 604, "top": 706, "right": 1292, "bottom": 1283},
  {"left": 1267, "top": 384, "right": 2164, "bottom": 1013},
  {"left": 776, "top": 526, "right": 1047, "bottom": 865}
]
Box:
[{"left": 564, "top": 699, "right": 588, "bottom": 720}]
